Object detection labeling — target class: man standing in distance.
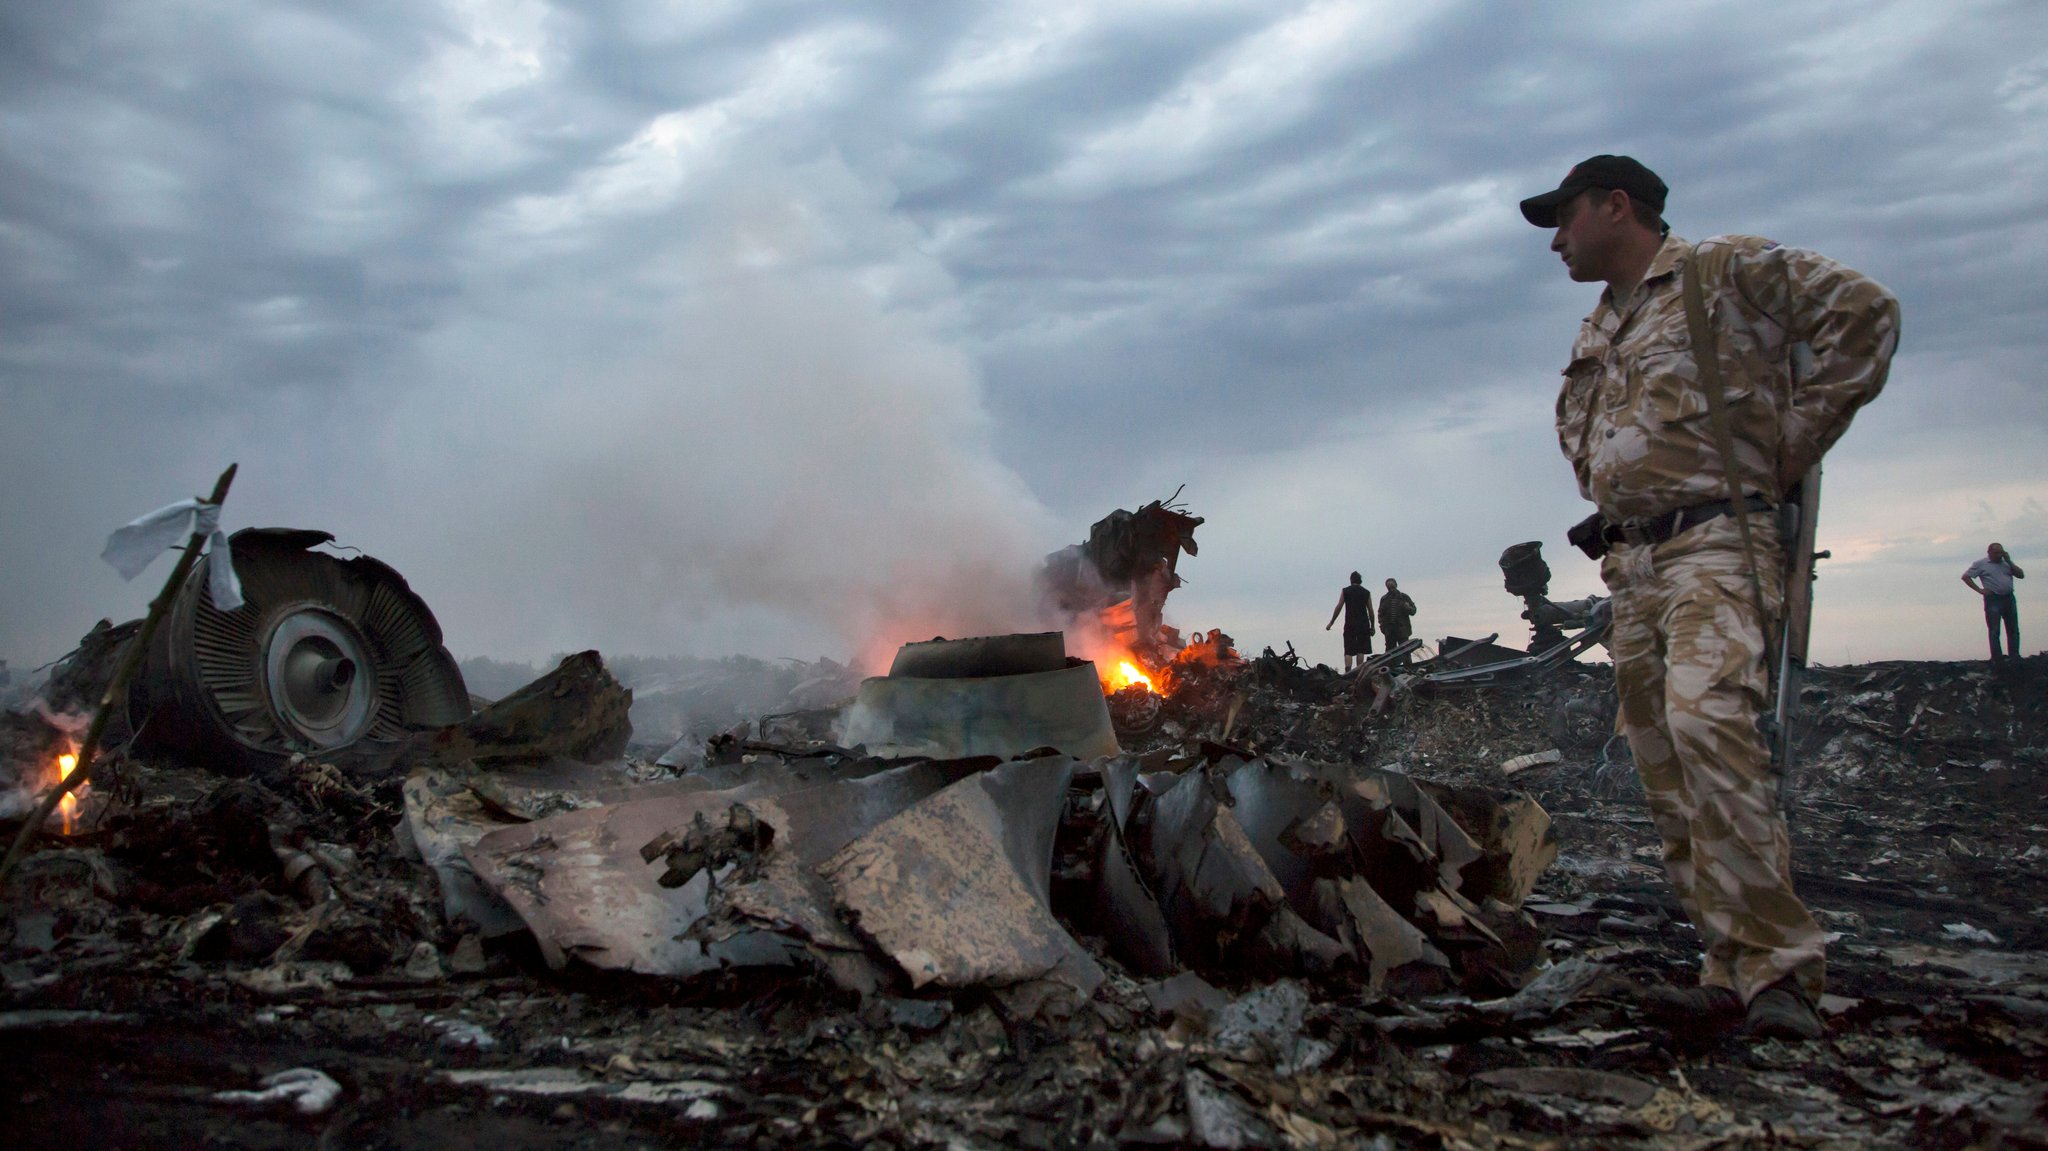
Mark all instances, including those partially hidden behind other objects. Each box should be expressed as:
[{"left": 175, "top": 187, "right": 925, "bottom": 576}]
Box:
[
  {"left": 1961, "top": 542, "right": 2026, "bottom": 662},
  {"left": 1325, "top": 572, "right": 1373, "bottom": 673},
  {"left": 1378, "top": 578, "right": 1417, "bottom": 665},
  {"left": 1522, "top": 156, "right": 1900, "bottom": 1040}
]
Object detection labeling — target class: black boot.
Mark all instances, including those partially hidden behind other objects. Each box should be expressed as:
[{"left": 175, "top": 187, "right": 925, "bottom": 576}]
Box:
[
  {"left": 1639, "top": 982, "right": 1744, "bottom": 1039},
  {"left": 1742, "top": 978, "right": 1824, "bottom": 1041}
]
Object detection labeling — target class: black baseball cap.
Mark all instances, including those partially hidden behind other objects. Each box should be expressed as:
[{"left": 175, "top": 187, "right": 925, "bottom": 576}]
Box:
[{"left": 1519, "top": 155, "right": 1667, "bottom": 227}]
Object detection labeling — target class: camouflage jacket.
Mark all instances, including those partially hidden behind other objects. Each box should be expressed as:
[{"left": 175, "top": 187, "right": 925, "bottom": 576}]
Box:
[{"left": 1555, "top": 233, "right": 1901, "bottom": 521}]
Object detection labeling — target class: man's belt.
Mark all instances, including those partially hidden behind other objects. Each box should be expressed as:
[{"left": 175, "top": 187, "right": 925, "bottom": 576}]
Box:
[{"left": 1602, "top": 494, "right": 1774, "bottom": 549}]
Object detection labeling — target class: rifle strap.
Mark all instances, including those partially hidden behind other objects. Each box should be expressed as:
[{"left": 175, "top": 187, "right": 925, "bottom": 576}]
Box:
[{"left": 1680, "top": 247, "right": 1775, "bottom": 648}]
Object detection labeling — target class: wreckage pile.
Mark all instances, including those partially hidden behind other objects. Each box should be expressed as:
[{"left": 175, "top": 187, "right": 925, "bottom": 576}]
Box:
[
  {"left": 443, "top": 745, "right": 1553, "bottom": 1008},
  {"left": 3, "top": 619, "right": 2045, "bottom": 1147},
  {"left": 398, "top": 633, "right": 1559, "bottom": 1016}
]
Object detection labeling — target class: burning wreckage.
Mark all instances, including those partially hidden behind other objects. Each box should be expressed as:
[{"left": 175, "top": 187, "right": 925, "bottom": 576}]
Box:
[{"left": 3, "top": 508, "right": 2047, "bottom": 1149}]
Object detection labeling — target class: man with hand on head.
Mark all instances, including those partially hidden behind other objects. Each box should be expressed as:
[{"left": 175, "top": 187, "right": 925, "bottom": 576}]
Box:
[
  {"left": 1962, "top": 542, "right": 2025, "bottom": 662},
  {"left": 1523, "top": 155, "right": 1900, "bottom": 1041}
]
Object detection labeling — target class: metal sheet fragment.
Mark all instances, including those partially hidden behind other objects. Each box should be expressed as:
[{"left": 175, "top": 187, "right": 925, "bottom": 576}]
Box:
[
  {"left": 399, "top": 768, "right": 530, "bottom": 938},
  {"left": 1220, "top": 757, "right": 1330, "bottom": 909},
  {"left": 1133, "top": 767, "right": 1286, "bottom": 967},
  {"left": 1183, "top": 1068, "right": 1267, "bottom": 1149},
  {"left": 463, "top": 761, "right": 960, "bottom": 975},
  {"left": 702, "top": 761, "right": 991, "bottom": 991},
  {"left": 1478, "top": 795, "right": 1559, "bottom": 906},
  {"left": 1141, "top": 971, "right": 1228, "bottom": 1020},
  {"left": 1357, "top": 771, "right": 1484, "bottom": 890},
  {"left": 1279, "top": 800, "right": 1350, "bottom": 863},
  {"left": 823, "top": 758, "right": 1104, "bottom": 1011},
  {"left": 1096, "top": 756, "right": 1176, "bottom": 976},
  {"left": 1322, "top": 876, "right": 1448, "bottom": 990}
]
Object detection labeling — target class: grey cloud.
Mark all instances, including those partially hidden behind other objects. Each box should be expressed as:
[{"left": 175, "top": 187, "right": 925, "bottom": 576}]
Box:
[{"left": 3, "top": 0, "right": 2045, "bottom": 669}]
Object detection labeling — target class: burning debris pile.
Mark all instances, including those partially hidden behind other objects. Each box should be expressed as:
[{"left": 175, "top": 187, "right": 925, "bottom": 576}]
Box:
[
  {"left": 1040, "top": 493, "right": 1205, "bottom": 670},
  {"left": 3, "top": 518, "right": 2046, "bottom": 1147}
]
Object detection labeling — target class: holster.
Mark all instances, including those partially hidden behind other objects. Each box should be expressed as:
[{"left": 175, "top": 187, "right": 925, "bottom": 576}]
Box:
[{"left": 1567, "top": 511, "right": 1609, "bottom": 561}]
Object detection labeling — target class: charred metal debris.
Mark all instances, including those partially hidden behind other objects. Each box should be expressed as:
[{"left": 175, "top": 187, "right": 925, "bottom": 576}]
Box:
[{"left": 2, "top": 535, "right": 2046, "bottom": 1148}]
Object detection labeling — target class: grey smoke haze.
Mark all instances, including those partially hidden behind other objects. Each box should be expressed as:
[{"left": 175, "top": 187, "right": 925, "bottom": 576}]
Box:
[
  {"left": 3, "top": 1, "right": 2045, "bottom": 673},
  {"left": 367, "top": 156, "right": 1062, "bottom": 669}
]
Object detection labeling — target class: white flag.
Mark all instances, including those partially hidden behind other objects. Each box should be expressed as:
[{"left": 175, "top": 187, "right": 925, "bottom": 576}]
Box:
[{"left": 100, "top": 499, "right": 245, "bottom": 611}]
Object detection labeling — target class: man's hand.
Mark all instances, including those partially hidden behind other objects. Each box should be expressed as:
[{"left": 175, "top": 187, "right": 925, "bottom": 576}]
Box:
[{"left": 1325, "top": 622, "right": 1333, "bottom": 630}]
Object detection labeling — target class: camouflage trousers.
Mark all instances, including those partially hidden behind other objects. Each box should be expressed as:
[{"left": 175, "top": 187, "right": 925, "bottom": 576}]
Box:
[{"left": 1602, "top": 512, "right": 1826, "bottom": 1003}]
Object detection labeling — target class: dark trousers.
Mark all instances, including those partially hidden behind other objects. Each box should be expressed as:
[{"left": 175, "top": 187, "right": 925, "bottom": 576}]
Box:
[
  {"left": 1383, "top": 630, "right": 1412, "bottom": 666},
  {"left": 1984, "top": 592, "right": 2021, "bottom": 658}
]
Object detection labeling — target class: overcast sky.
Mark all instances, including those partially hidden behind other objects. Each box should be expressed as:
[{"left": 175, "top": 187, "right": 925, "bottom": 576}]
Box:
[{"left": 4, "top": 0, "right": 2045, "bottom": 677}]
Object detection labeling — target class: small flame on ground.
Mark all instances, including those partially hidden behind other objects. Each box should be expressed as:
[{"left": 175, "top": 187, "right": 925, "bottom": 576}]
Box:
[
  {"left": 55, "top": 752, "right": 79, "bottom": 836},
  {"left": 1113, "top": 661, "right": 1156, "bottom": 693}
]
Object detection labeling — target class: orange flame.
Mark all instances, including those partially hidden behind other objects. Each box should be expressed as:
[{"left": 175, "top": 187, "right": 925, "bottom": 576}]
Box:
[
  {"left": 1113, "top": 661, "right": 1156, "bottom": 693},
  {"left": 55, "top": 751, "right": 80, "bottom": 836}
]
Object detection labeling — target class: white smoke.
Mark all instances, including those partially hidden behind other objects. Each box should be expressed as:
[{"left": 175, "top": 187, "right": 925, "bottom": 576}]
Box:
[{"left": 356, "top": 153, "right": 1062, "bottom": 671}]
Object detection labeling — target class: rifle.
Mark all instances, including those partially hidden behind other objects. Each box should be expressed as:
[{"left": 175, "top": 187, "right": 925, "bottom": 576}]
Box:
[
  {"left": 1771, "top": 466, "right": 1826, "bottom": 792},
  {"left": 1682, "top": 249, "right": 1822, "bottom": 810}
]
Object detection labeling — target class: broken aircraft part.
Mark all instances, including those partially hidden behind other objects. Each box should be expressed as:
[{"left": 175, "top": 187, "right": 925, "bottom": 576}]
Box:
[
  {"left": 838, "top": 634, "right": 1119, "bottom": 761},
  {"left": 127, "top": 529, "right": 469, "bottom": 772},
  {"left": 418, "top": 651, "right": 631, "bottom": 766},
  {"left": 1077, "top": 751, "right": 1548, "bottom": 991},
  {"left": 1497, "top": 540, "right": 1612, "bottom": 657},
  {"left": 1093, "top": 757, "right": 1178, "bottom": 977},
  {"left": 887, "top": 632, "right": 1067, "bottom": 679},
  {"left": 823, "top": 757, "right": 1105, "bottom": 1014},
  {"left": 1106, "top": 683, "right": 1165, "bottom": 736},
  {"left": 462, "top": 758, "right": 976, "bottom": 977},
  {"left": 1038, "top": 495, "right": 1204, "bottom": 663}
]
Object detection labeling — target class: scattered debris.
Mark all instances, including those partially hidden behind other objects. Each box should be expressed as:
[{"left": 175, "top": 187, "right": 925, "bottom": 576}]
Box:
[
  {"left": 213, "top": 1067, "right": 343, "bottom": 1116},
  {"left": 3, "top": 616, "right": 2044, "bottom": 1147},
  {"left": 1501, "top": 748, "right": 1563, "bottom": 775}
]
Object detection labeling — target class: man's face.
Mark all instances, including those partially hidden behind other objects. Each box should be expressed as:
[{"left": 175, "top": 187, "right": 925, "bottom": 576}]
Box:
[
  {"left": 1385, "top": 579, "right": 1397, "bottom": 591},
  {"left": 1990, "top": 543, "right": 2007, "bottom": 561},
  {"left": 1549, "top": 189, "right": 1625, "bottom": 283}
]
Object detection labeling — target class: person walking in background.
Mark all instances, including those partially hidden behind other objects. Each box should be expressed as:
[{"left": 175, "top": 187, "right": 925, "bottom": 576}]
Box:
[
  {"left": 1325, "top": 572, "right": 1373, "bottom": 672},
  {"left": 1378, "top": 578, "right": 1417, "bottom": 665},
  {"left": 1962, "top": 542, "right": 2025, "bottom": 662}
]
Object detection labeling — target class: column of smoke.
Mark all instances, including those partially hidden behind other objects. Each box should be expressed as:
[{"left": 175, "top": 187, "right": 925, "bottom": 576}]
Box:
[
  {"left": 1033, "top": 551, "right": 1136, "bottom": 675},
  {"left": 371, "top": 164, "right": 1070, "bottom": 672}
]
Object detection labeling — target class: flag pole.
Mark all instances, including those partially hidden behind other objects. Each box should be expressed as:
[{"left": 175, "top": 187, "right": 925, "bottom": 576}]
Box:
[{"left": 0, "top": 464, "right": 237, "bottom": 890}]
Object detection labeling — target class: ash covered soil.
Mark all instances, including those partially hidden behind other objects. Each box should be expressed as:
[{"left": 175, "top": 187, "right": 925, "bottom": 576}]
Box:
[{"left": 4, "top": 656, "right": 2046, "bottom": 1150}]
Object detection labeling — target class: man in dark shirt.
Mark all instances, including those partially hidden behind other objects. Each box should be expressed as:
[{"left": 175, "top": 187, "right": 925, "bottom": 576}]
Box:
[{"left": 1325, "top": 572, "right": 1374, "bottom": 672}]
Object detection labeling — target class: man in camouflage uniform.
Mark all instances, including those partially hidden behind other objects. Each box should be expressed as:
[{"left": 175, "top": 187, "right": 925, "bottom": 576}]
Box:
[{"left": 1521, "top": 156, "right": 1900, "bottom": 1040}]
